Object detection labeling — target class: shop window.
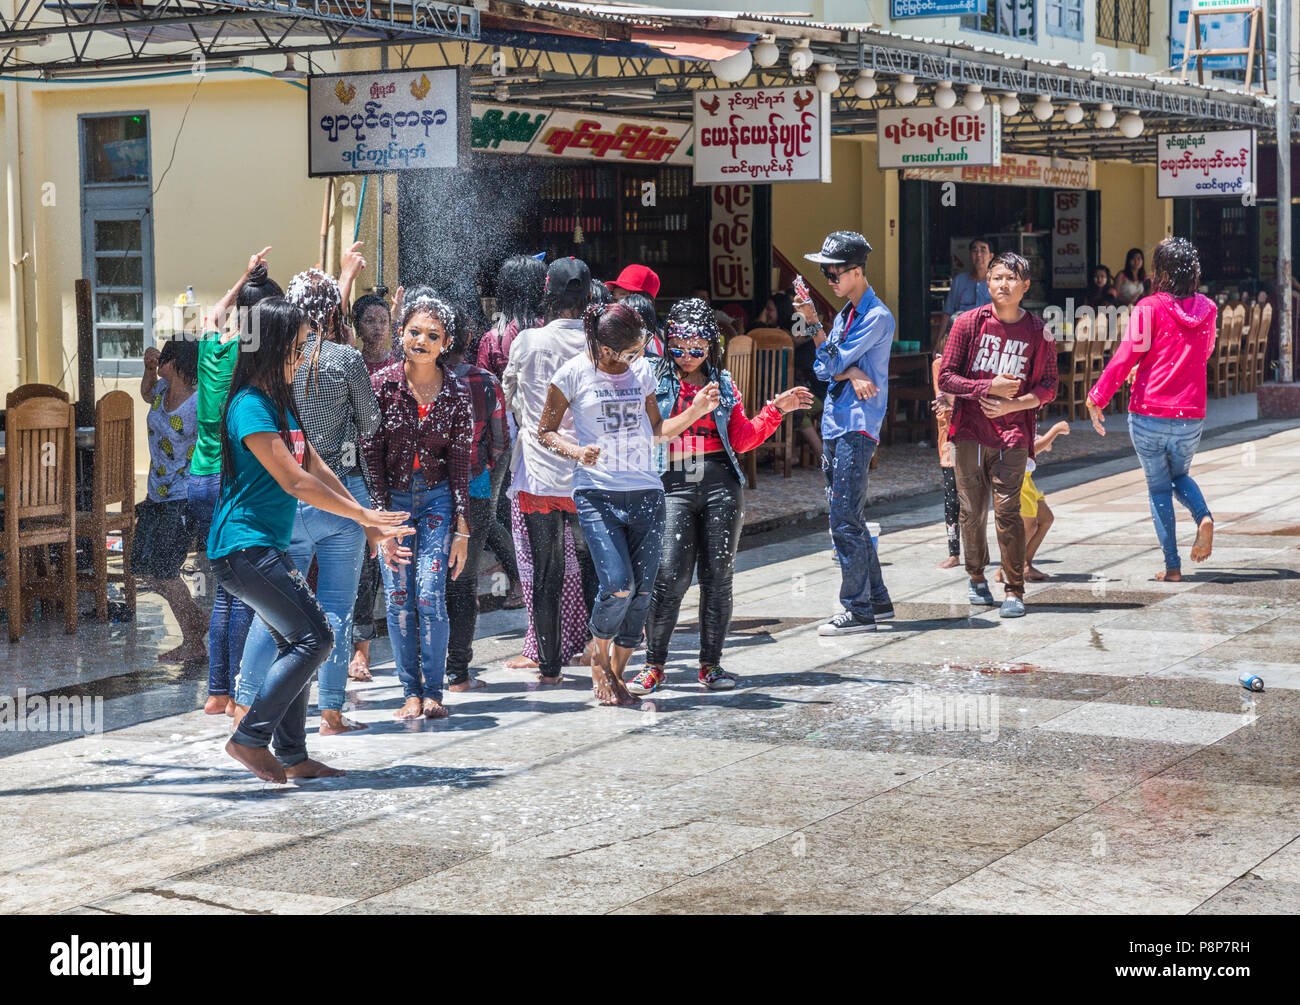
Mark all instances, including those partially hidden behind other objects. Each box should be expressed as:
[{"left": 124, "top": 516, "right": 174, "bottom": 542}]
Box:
[
  {"left": 962, "top": 0, "right": 1037, "bottom": 41},
  {"left": 1096, "top": 0, "right": 1149, "bottom": 48},
  {"left": 80, "top": 113, "right": 155, "bottom": 374},
  {"left": 1045, "top": 0, "right": 1083, "bottom": 39}
]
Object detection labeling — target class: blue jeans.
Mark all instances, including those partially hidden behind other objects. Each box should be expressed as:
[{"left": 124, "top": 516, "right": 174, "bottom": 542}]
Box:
[
  {"left": 574, "top": 488, "right": 666, "bottom": 647},
  {"left": 1128, "top": 413, "right": 1212, "bottom": 571},
  {"left": 236, "top": 476, "right": 368, "bottom": 712},
  {"left": 190, "top": 471, "right": 254, "bottom": 697},
  {"left": 383, "top": 473, "right": 453, "bottom": 701},
  {"left": 823, "top": 433, "right": 891, "bottom": 619}
]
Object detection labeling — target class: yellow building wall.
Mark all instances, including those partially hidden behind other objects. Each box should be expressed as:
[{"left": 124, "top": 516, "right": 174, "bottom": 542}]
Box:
[{"left": 1096, "top": 161, "right": 1172, "bottom": 278}]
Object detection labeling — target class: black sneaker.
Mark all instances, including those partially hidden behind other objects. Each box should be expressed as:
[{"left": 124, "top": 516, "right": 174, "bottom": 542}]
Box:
[
  {"left": 872, "top": 602, "right": 896, "bottom": 621},
  {"left": 818, "top": 611, "right": 877, "bottom": 636}
]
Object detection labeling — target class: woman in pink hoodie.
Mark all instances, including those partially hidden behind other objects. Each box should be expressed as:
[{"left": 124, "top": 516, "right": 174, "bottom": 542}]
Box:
[{"left": 1087, "top": 237, "right": 1216, "bottom": 581}]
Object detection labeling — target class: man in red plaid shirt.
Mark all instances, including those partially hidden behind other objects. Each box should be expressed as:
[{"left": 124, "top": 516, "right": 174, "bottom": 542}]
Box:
[{"left": 938, "top": 251, "right": 1057, "bottom": 619}]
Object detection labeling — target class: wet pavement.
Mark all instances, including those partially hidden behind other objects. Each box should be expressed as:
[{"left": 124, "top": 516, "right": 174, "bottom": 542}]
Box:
[{"left": 2, "top": 415, "right": 1299, "bottom": 914}]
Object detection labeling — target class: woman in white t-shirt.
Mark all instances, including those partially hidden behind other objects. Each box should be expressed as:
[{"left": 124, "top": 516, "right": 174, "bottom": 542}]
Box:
[{"left": 538, "top": 302, "right": 688, "bottom": 707}]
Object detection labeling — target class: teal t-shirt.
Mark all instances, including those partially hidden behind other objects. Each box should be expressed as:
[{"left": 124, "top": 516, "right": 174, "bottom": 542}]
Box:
[{"left": 207, "top": 387, "right": 305, "bottom": 559}]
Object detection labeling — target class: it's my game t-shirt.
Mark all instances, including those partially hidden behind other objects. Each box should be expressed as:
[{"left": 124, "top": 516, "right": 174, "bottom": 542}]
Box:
[
  {"left": 207, "top": 387, "right": 306, "bottom": 559},
  {"left": 550, "top": 354, "right": 661, "bottom": 494},
  {"left": 951, "top": 310, "right": 1050, "bottom": 452}
]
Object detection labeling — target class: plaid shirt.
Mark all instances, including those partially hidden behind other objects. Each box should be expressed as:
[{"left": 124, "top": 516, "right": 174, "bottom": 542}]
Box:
[
  {"left": 293, "top": 336, "right": 381, "bottom": 483},
  {"left": 448, "top": 362, "right": 508, "bottom": 480},
  {"left": 363, "top": 360, "right": 473, "bottom": 530}
]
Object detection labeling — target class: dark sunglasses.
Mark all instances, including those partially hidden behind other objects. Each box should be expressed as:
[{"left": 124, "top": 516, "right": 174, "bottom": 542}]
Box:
[
  {"left": 821, "top": 265, "right": 859, "bottom": 283},
  {"left": 668, "top": 347, "right": 707, "bottom": 359}
]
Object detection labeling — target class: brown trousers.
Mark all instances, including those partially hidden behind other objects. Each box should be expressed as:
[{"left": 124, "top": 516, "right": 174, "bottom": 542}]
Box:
[{"left": 952, "top": 440, "right": 1028, "bottom": 597}]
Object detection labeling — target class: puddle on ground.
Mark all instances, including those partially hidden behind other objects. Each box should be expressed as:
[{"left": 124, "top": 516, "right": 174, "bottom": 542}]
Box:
[{"left": 939, "top": 661, "right": 1039, "bottom": 675}]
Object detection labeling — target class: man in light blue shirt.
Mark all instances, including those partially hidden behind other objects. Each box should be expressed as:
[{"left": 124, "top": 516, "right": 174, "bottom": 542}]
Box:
[
  {"left": 795, "top": 231, "right": 895, "bottom": 636},
  {"left": 941, "top": 238, "right": 993, "bottom": 334}
]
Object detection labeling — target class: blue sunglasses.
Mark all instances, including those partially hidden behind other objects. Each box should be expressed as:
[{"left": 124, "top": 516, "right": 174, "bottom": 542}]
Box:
[{"left": 668, "top": 347, "right": 707, "bottom": 359}]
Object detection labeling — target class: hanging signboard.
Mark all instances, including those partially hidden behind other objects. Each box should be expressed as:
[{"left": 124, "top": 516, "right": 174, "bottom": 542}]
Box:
[
  {"left": 1052, "top": 191, "right": 1088, "bottom": 289},
  {"left": 709, "top": 185, "right": 754, "bottom": 301},
  {"left": 1156, "top": 129, "right": 1256, "bottom": 198},
  {"left": 693, "top": 87, "right": 831, "bottom": 184},
  {"left": 902, "top": 152, "right": 1094, "bottom": 189},
  {"left": 877, "top": 106, "right": 1001, "bottom": 170},
  {"left": 531, "top": 109, "right": 691, "bottom": 164},
  {"left": 470, "top": 103, "right": 552, "bottom": 155},
  {"left": 891, "top": 0, "right": 985, "bottom": 16},
  {"left": 308, "top": 68, "right": 468, "bottom": 177}
]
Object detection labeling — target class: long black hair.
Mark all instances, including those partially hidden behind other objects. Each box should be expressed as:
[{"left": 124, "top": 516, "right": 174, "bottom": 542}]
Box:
[
  {"left": 621, "top": 292, "right": 659, "bottom": 339},
  {"left": 496, "top": 255, "right": 546, "bottom": 329},
  {"left": 218, "top": 297, "right": 305, "bottom": 488},
  {"left": 1150, "top": 237, "right": 1200, "bottom": 299},
  {"left": 1123, "top": 248, "right": 1147, "bottom": 283},
  {"left": 770, "top": 291, "right": 795, "bottom": 333},
  {"left": 664, "top": 298, "right": 724, "bottom": 374},
  {"left": 582, "top": 302, "right": 644, "bottom": 365},
  {"left": 351, "top": 293, "right": 388, "bottom": 332}
]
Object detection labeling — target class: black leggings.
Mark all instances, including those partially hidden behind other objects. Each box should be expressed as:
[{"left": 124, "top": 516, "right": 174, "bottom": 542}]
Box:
[
  {"left": 446, "top": 493, "right": 498, "bottom": 683},
  {"left": 645, "top": 457, "right": 744, "bottom": 668},
  {"left": 212, "top": 545, "right": 333, "bottom": 767},
  {"left": 525, "top": 507, "right": 598, "bottom": 677},
  {"left": 942, "top": 466, "right": 961, "bottom": 558}
]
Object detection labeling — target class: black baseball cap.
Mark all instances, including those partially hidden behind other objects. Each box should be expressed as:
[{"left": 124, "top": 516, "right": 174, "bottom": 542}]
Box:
[
  {"left": 544, "top": 257, "right": 591, "bottom": 295},
  {"left": 804, "top": 231, "right": 871, "bottom": 266}
]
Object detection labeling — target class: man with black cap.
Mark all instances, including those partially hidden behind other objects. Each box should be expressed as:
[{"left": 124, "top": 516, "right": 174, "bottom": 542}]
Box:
[
  {"left": 503, "top": 257, "right": 599, "bottom": 683},
  {"left": 795, "top": 231, "right": 896, "bottom": 635}
]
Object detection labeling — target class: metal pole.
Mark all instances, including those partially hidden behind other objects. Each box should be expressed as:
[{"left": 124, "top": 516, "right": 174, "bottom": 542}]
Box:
[
  {"left": 376, "top": 46, "right": 388, "bottom": 292},
  {"left": 1279, "top": 0, "right": 1293, "bottom": 383}
]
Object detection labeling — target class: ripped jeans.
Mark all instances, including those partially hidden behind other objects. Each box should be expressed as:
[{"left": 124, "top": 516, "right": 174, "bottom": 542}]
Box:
[
  {"left": 383, "top": 472, "right": 453, "bottom": 701},
  {"left": 574, "top": 488, "right": 666, "bottom": 647}
]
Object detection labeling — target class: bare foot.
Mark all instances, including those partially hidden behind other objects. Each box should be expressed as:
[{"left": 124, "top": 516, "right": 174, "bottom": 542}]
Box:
[
  {"left": 448, "top": 676, "right": 486, "bottom": 692},
  {"left": 284, "top": 757, "right": 346, "bottom": 779},
  {"left": 422, "top": 698, "right": 449, "bottom": 719},
  {"left": 393, "top": 697, "right": 424, "bottom": 720},
  {"left": 535, "top": 672, "right": 564, "bottom": 686},
  {"left": 225, "top": 738, "right": 287, "bottom": 784},
  {"left": 1025, "top": 565, "right": 1050, "bottom": 581},
  {"left": 347, "top": 643, "right": 373, "bottom": 682},
  {"left": 936, "top": 555, "right": 960, "bottom": 570},
  {"left": 230, "top": 703, "right": 249, "bottom": 734},
  {"left": 992, "top": 568, "right": 1004, "bottom": 584},
  {"left": 318, "top": 711, "right": 367, "bottom": 736},
  {"left": 225, "top": 702, "right": 236, "bottom": 717},
  {"left": 590, "top": 648, "right": 638, "bottom": 707},
  {"left": 1154, "top": 569, "right": 1183, "bottom": 582},
  {"left": 1191, "top": 518, "right": 1214, "bottom": 563},
  {"left": 578, "top": 640, "right": 596, "bottom": 667},
  {"left": 160, "top": 642, "right": 207, "bottom": 663},
  {"left": 506, "top": 655, "right": 539, "bottom": 669},
  {"left": 203, "top": 694, "right": 231, "bottom": 715}
]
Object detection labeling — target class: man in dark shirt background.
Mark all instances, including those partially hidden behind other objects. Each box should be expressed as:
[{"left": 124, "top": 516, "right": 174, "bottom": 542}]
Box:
[{"left": 938, "top": 251, "right": 1057, "bottom": 619}]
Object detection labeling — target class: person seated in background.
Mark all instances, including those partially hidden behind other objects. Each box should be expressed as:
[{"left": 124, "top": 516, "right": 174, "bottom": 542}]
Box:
[
  {"left": 755, "top": 291, "right": 825, "bottom": 464},
  {"left": 939, "top": 238, "right": 993, "bottom": 336},
  {"left": 1086, "top": 266, "right": 1118, "bottom": 311},
  {"left": 138, "top": 335, "right": 206, "bottom": 662}
]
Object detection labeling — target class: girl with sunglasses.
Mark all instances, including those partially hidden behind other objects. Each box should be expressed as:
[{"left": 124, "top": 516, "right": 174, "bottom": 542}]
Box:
[
  {"left": 537, "top": 302, "right": 667, "bottom": 706},
  {"left": 636, "top": 299, "right": 813, "bottom": 694}
]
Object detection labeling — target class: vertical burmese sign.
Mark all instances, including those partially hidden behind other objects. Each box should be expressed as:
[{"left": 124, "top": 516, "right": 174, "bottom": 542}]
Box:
[
  {"left": 308, "top": 67, "right": 469, "bottom": 176},
  {"left": 693, "top": 87, "right": 831, "bottom": 184},
  {"left": 709, "top": 185, "right": 754, "bottom": 301},
  {"left": 876, "top": 106, "right": 1001, "bottom": 169}
]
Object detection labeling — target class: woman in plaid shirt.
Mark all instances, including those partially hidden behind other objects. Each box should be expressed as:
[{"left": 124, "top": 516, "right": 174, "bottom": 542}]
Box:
[{"left": 363, "top": 288, "right": 474, "bottom": 720}]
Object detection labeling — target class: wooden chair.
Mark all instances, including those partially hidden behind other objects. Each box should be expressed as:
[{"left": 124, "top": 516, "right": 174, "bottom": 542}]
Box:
[
  {"left": 2, "top": 397, "right": 77, "bottom": 641},
  {"left": 1210, "top": 304, "right": 1244, "bottom": 398},
  {"left": 1240, "top": 306, "right": 1259, "bottom": 393},
  {"left": 1254, "top": 301, "right": 1272, "bottom": 389},
  {"left": 75, "top": 390, "right": 136, "bottom": 621},
  {"left": 5, "top": 383, "right": 70, "bottom": 410},
  {"left": 746, "top": 328, "right": 796, "bottom": 478},
  {"left": 723, "top": 334, "right": 758, "bottom": 489}
]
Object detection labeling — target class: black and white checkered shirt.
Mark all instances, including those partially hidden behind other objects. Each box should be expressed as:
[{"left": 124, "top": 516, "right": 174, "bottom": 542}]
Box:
[{"left": 293, "top": 336, "right": 381, "bottom": 484}]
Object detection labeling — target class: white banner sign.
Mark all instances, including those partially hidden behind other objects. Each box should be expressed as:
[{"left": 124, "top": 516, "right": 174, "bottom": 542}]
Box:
[
  {"left": 877, "top": 106, "right": 1001, "bottom": 169},
  {"left": 309, "top": 68, "right": 465, "bottom": 177},
  {"left": 902, "top": 151, "right": 1094, "bottom": 189},
  {"left": 1156, "top": 129, "right": 1256, "bottom": 198},
  {"left": 1052, "top": 190, "right": 1088, "bottom": 289},
  {"left": 693, "top": 87, "right": 831, "bottom": 184},
  {"left": 709, "top": 185, "right": 754, "bottom": 301}
]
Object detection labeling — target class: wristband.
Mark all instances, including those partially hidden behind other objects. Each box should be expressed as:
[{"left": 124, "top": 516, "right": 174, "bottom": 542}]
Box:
[{"left": 453, "top": 531, "right": 471, "bottom": 539}]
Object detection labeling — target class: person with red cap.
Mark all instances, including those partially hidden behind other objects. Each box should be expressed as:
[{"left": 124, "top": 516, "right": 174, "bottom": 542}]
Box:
[{"left": 607, "top": 264, "right": 661, "bottom": 302}]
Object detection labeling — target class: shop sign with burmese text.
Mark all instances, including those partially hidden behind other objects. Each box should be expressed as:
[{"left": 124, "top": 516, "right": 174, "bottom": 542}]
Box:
[
  {"left": 890, "top": 0, "right": 984, "bottom": 16},
  {"left": 709, "top": 185, "right": 754, "bottom": 301},
  {"left": 309, "top": 67, "right": 468, "bottom": 177},
  {"left": 1156, "top": 129, "right": 1256, "bottom": 198},
  {"left": 693, "top": 87, "right": 830, "bottom": 184},
  {"left": 877, "top": 105, "right": 1001, "bottom": 170},
  {"left": 470, "top": 103, "right": 552, "bottom": 155},
  {"left": 1052, "top": 191, "right": 1088, "bottom": 289},
  {"left": 902, "top": 152, "right": 1093, "bottom": 189},
  {"left": 531, "top": 109, "right": 691, "bottom": 165}
]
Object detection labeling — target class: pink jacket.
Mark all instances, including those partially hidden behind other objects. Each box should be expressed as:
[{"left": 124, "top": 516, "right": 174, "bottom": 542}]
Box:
[{"left": 1088, "top": 292, "right": 1217, "bottom": 419}]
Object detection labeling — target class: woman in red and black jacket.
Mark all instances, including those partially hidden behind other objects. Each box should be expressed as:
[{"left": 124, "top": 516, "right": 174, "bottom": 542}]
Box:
[{"left": 635, "top": 299, "right": 813, "bottom": 695}]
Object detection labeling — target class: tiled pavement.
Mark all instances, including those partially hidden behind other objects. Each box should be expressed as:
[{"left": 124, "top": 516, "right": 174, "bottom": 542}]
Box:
[{"left": 2, "top": 416, "right": 1299, "bottom": 914}]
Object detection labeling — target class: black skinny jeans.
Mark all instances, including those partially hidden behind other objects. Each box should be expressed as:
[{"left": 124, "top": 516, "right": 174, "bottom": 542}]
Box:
[
  {"left": 525, "top": 507, "right": 598, "bottom": 678},
  {"left": 942, "top": 466, "right": 961, "bottom": 559},
  {"left": 212, "top": 545, "right": 333, "bottom": 767},
  {"left": 446, "top": 493, "right": 497, "bottom": 683},
  {"left": 645, "top": 456, "right": 745, "bottom": 668}
]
